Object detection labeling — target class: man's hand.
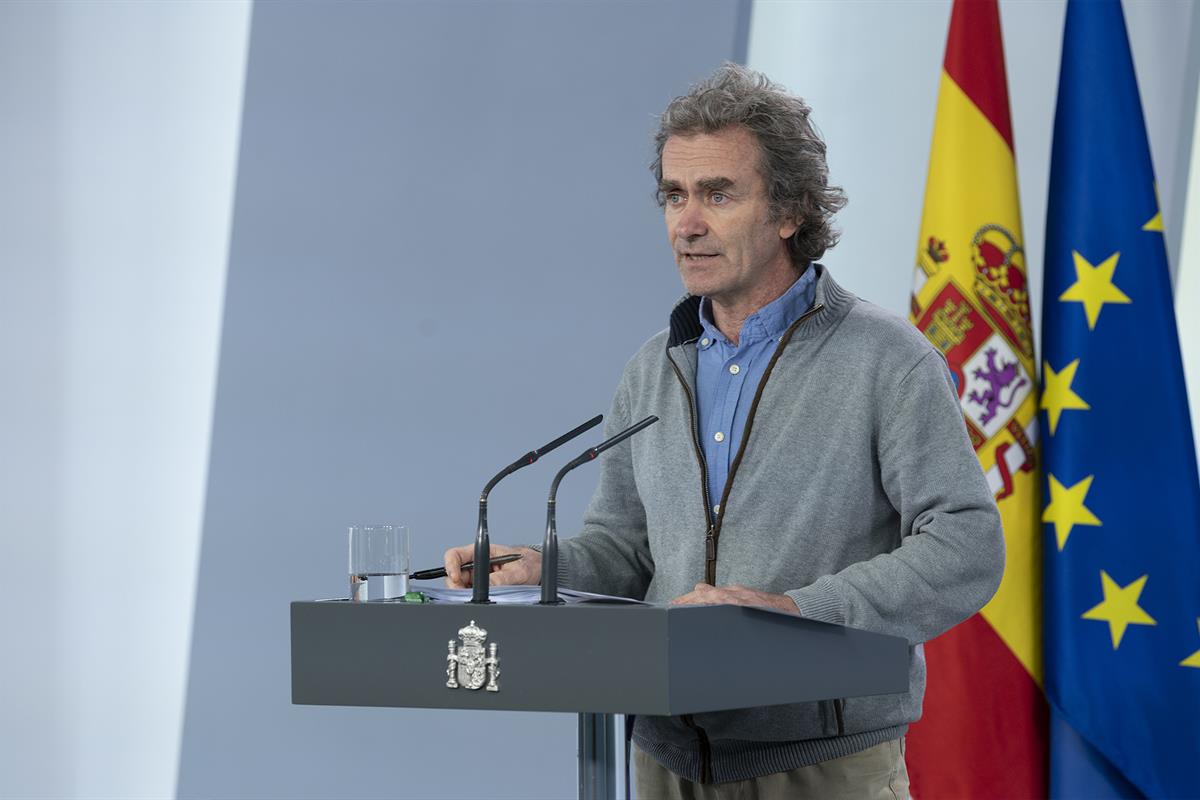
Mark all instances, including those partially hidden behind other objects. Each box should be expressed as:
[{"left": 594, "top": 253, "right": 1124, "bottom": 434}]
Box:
[
  {"left": 669, "top": 583, "right": 800, "bottom": 615},
  {"left": 443, "top": 543, "right": 542, "bottom": 589}
]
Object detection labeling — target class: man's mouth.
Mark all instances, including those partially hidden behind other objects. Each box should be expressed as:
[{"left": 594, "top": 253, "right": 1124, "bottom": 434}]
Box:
[{"left": 679, "top": 253, "right": 719, "bottom": 262}]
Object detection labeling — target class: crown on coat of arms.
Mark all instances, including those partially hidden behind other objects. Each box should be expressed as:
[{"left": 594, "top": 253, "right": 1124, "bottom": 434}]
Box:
[
  {"left": 971, "top": 224, "right": 1033, "bottom": 357},
  {"left": 458, "top": 620, "right": 488, "bottom": 644}
]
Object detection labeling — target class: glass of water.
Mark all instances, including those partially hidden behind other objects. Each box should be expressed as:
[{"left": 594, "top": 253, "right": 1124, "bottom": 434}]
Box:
[{"left": 348, "top": 525, "right": 410, "bottom": 602}]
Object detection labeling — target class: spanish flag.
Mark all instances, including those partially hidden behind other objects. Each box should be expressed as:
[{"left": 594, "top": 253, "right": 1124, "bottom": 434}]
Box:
[{"left": 907, "top": 1, "right": 1047, "bottom": 796}]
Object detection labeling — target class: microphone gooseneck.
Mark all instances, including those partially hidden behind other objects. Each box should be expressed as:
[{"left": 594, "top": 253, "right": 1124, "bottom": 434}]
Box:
[
  {"left": 541, "top": 415, "right": 659, "bottom": 605},
  {"left": 471, "top": 414, "right": 603, "bottom": 604}
]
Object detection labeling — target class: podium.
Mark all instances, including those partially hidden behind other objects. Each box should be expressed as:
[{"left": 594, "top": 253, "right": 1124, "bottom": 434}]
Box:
[{"left": 290, "top": 600, "right": 909, "bottom": 799}]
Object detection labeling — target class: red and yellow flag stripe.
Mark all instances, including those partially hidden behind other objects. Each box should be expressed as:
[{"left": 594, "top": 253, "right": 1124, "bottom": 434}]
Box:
[{"left": 907, "top": 2, "right": 1048, "bottom": 796}]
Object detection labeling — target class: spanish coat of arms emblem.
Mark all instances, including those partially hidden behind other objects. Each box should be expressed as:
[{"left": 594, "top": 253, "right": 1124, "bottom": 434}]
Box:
[
  {"left": 912, "top": 223, "right": 1038, "bottom": 501},
  {"left": 446, "top": 620, "right": 500, "bottom": 692}
]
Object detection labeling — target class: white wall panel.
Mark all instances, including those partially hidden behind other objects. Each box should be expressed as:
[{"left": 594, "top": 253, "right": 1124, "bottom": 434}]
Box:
[
  {"left": 0, "top": 2, "right": 249, "bottom": 796},
  {"left": 747, "top": 0, "right": 1197, "bottom": 339},
  {"left": 1177, "top": 69, "right": 1200, "bottom": 469}
]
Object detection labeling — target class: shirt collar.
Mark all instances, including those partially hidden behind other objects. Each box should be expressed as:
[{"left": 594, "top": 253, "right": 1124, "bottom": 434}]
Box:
[{"left": 698, "top": 266, "right": 817, "bottom": 347}]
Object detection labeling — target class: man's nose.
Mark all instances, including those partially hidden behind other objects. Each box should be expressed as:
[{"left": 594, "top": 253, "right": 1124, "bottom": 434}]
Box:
[{"left": 675, "top": 205, "right": 708, "bottom": 240}]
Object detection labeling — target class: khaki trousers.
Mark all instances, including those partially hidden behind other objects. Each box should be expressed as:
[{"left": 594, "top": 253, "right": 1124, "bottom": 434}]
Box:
[{"left": 634, "top": 738, "right": 909, "bottom": 800}]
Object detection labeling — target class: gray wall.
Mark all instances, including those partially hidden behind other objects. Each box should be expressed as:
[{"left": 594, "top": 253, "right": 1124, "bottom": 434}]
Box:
[{"left": 176, "top": 2, "right": 746, "bottom": 797}]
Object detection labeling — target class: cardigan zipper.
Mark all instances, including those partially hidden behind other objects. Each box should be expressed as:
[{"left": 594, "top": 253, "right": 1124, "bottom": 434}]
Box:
[
  {"left": 666, "top": 350, "right": 717, "bottom": 551},
  {"left": 666, "top": 348, "right": 716, "bottom": 785},
  {"left": 702, "top": 302, "right": 824, "bottom": 584},
  {"left": 680, "top": 714, "right": 714, "bottom": 784},
  {"left": 664, "top": 301, "right": 822, "bottom": 785}
]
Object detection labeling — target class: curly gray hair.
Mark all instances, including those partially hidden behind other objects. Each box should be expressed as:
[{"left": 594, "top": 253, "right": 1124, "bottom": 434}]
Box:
[{"left": 652, "top": 63, "right": 847, "bottom": 266}]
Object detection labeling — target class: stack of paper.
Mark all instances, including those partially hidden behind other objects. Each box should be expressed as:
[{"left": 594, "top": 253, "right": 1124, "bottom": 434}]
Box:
[{"left": 412, "top": 585, "right": 645, "bottom": 605}]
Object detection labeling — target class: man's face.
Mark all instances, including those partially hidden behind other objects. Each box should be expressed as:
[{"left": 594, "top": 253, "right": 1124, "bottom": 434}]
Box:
[{"left": 660, "top": 126, "right": 798, "bottom": 304}]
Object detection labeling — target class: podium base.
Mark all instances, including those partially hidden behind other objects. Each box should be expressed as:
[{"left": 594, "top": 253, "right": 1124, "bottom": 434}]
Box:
[{"left": 579, "top": 712, "right": 627, "bottom": 800}]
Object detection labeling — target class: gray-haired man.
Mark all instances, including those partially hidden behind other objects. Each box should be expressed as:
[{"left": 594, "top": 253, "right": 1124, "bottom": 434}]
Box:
[{"left": 445, "top": 64, "right": 1003, "bottom": 798}]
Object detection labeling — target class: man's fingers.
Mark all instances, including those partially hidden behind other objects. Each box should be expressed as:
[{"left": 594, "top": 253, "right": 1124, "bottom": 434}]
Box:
[
  {"left": 488, "top": 558, "right": 517, "bottom": 586},
  {"left": 669, "top": 584, "right": 799, "bottom": 614},
  {"left": 443, "top": 545, "right": 474, "bottom": 589},
  {"left": 443, "top": 543, "right": 541, "bottom": 588},
  {"left": 489, "top": 566, "right": 524, "bottom": 586},
  {"left": 488, "top": 549, "right": 541, "bottom": 586},
  {"left": 670, "top": 582, "right": 720, "bottom": 605}
]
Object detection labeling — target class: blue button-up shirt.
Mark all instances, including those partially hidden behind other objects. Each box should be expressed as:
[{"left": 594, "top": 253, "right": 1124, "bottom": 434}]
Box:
[{"left": 696, "top": 269, "right": 817, "bottom": 518}]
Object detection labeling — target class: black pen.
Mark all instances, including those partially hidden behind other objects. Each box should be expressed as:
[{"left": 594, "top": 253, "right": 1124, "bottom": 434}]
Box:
[{"left": 409, "top": 553, "right": 524, "bottom": 581}]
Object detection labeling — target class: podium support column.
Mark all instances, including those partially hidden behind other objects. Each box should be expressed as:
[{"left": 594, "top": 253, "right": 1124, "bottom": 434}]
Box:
[{"left": 577, "top": 712, "right": 627, "bottom": 800}]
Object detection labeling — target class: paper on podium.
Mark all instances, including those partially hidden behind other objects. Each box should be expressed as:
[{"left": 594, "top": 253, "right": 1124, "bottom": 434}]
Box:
[{"left": 414, "top": 585, "right": 646, "bottom": 605}]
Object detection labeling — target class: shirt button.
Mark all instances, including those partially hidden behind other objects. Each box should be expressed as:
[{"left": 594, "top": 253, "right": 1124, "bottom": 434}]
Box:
[
  {"left": 714, "top": 431, "right": 725, "bottom": 443},
  {"left": 713, "top": 504, "right": 721, "bottom": 515},
  {"left": 701, "top": 338, "right": 710, "bottom": 347},
  {"left": 729, "top": 364, "right": 740, "bottom": 375}
]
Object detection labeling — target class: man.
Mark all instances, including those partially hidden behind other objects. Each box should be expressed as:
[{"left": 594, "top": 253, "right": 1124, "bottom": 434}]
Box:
[{"left": 445, "top": 64, "right": 1004, "bottom": 798}]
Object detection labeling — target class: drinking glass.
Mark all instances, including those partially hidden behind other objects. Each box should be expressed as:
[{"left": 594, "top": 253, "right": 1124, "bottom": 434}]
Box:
[{"left": 348, "top": 525, "right": 410, "bottom": 601}]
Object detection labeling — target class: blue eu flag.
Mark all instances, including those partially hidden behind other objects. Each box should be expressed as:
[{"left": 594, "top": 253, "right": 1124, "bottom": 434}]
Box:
[{"left": 1042, "top": 1, "right": 1200, "bottom": 797}]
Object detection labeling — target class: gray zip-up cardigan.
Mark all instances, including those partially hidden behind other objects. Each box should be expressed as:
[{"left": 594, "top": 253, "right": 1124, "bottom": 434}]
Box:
[{"left": 551, "top": 264, "right": 1005, "bottom": 783}]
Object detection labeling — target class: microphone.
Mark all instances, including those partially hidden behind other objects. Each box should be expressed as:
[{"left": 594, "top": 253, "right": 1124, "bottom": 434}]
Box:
[
  {"left": 471, "top": 414, "right": 604, "bottom": 604},
  {"left": 541, "top": 415, "right": 659, "bottom": 605}
]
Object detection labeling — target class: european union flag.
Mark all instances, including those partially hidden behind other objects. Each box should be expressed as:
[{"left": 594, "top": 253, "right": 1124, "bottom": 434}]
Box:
[{"left": 1041, "top": 1, "right": 1200, "bottom": 797}]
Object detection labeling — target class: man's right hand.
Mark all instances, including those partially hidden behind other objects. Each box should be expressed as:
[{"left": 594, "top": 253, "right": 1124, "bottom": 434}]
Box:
[{"left": 442, "top": 543, "right": 542, "bottom": 589}]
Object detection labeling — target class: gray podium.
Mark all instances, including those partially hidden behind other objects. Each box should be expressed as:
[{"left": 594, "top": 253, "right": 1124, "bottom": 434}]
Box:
[{"left": 290, "top": 600, "right": 910, "bottom": 799}]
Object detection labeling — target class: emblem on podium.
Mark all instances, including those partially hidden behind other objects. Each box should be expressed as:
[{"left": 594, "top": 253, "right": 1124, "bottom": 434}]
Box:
[{"left": 446, "top": 620, "right": 499, "bottom": 692}]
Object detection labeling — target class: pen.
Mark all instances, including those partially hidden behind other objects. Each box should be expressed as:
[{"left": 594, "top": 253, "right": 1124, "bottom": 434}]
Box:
[{"left": 409, "top": 553, "right": 524, "bottom": 581}]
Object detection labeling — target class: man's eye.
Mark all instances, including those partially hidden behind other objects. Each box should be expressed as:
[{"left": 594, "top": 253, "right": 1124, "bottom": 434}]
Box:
[
  {"left": 712, "top": 192, "right": 727, "bottom": 204},
  {"left": 666, "top": 193, "right": 683, "bottom": 205}
]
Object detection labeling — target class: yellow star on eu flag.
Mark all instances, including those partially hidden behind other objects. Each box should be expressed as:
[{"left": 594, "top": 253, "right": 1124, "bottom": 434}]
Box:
[
  {"left": 1060, "top": 251, "right": 1132, "bottom": 330},
  {"left": 1083, "top": 571, "right": 1157, "bottom": 649},
  {"left": 1042, "top": 359, "right": 1090, "bottom": 435},
  {"left": 1143, "top": 183, "right": 1163, "bottom": 232},
  {"left": 1183, "top": 619, "right": 1200, "bottom": 669},
  {"left": 1043, "top": 474, "right": 1101, "bottom": 550}
]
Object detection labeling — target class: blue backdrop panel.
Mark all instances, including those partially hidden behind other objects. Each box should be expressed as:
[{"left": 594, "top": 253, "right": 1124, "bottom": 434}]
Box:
[{"left": 177, "top": 2, "right": 748, "bottom": 797}]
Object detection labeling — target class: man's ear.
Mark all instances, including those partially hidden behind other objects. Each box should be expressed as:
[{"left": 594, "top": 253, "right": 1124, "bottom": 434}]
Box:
[{"left": 778, "top": 217, "right": 800, "bottom": 240}]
